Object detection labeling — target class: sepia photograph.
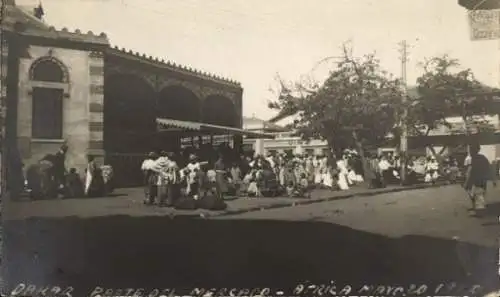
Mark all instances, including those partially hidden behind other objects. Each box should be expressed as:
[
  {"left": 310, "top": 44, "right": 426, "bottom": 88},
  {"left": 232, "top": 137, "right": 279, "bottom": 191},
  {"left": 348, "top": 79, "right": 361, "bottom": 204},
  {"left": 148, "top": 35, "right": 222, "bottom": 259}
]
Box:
[{"left": 1, "top": 0, "right": 500, "bottom": 296}]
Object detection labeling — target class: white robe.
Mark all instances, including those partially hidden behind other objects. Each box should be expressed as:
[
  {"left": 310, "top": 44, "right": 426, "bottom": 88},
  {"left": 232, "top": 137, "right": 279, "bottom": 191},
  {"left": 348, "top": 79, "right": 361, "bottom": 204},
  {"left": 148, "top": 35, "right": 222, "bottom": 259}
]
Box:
[
  {"left": 322, "top": 169, "right": 333, "bottom": 188},
  {"left": 336, "top": 160, "right": 350, "bottom": 190},
  {"left": 314, "top": 166, "right": 322, "bottom": 184},
  {"left": 84, "top": 164, "right": 93, "bottom": 195},
  {"left": 347, "top": 170, "right": 357, "bottom": 184}
]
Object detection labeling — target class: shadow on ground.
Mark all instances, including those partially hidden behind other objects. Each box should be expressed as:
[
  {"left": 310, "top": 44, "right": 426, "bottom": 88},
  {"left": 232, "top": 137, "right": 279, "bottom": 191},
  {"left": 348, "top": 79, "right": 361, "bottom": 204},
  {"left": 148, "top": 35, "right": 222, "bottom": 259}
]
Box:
[{"left": 3, "top": 216, "right": 498, "bottom": 295}]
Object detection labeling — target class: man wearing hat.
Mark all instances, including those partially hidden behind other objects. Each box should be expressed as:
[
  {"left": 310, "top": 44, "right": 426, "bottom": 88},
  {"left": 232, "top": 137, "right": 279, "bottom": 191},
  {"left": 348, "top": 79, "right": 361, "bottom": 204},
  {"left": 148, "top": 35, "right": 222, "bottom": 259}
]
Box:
[{"left": 184, "top": 154, "right": 201, "bottom": 199}]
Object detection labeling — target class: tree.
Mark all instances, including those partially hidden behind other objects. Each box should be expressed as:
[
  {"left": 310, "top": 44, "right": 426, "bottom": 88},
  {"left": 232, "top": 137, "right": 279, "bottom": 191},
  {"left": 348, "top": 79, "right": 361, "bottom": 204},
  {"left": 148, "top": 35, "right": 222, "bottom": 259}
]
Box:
[
  {"left": 407, "top": 55, "right": 497, "bottom": 160},
  {"left": 268, "top": 44, "right": 404, "bottom": 171}
]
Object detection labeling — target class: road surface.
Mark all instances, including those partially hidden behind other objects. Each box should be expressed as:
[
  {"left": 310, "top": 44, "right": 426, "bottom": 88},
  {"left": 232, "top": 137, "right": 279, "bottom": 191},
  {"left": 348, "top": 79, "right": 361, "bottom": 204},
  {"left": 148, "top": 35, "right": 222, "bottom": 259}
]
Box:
[{"left": 3, "top": 184, "right": 500, "bottom": 296}]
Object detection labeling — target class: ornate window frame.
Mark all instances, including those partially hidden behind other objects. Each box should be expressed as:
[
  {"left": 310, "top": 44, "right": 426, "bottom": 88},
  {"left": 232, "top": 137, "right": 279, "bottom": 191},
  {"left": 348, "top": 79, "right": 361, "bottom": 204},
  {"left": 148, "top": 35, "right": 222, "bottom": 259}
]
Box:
[{"left": 28, "top": 56, "right": 70, "bottom": 142}]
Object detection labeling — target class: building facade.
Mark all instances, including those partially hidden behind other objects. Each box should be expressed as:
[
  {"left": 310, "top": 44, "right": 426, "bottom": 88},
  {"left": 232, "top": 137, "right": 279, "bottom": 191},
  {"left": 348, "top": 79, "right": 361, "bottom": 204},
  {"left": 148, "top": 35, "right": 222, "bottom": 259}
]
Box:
[
  {"left": 243, "top": 116, "right": 329, "bottom": 156},
  {"left": 1, "top": 0, "right": 243, "bottom": 189}
]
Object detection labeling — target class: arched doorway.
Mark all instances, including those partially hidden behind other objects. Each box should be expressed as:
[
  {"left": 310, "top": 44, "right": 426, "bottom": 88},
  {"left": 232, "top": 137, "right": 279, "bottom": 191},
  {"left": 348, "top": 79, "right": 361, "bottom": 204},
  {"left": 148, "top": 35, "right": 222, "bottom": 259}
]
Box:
[
  {"left": 104, "top": 74, "right": 156, "bottom": 152},
  {"left": 158, "top": 85, "right": 201, "bottom": 122},
  {"left": 202, "top": 95, "right": 238, "bottom": 127}
]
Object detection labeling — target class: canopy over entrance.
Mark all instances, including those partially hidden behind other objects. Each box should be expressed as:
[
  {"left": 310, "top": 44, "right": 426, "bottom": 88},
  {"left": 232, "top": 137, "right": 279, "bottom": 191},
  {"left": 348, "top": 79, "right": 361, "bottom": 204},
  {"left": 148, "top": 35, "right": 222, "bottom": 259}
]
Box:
[{"left": 156, "top": 118, "right": 275, "bottom": 139}]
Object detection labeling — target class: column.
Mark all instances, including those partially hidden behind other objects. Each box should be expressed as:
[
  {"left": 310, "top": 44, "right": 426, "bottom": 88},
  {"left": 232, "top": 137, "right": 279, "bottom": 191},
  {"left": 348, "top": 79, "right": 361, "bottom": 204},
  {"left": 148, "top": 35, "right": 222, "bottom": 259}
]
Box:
[
  {"left": 88, "top": 51, "right": 105, "bottom": 164},
  {"left": 0, "top": 34, "right": 8, "bottom": 196}
]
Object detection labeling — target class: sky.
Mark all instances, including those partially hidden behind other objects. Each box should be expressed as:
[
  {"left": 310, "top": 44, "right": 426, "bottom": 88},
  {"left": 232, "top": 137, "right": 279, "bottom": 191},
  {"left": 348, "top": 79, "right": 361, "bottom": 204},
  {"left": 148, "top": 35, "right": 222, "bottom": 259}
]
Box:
[{"left": 17, "top": 0, "right": 500, "bottom": 121}]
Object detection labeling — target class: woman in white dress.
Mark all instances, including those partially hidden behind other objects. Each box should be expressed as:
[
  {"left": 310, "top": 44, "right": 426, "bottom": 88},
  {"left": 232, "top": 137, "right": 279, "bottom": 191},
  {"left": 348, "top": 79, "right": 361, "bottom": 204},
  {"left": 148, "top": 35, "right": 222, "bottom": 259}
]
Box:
[
  {"left": 343, "top": 154, "right": 355, "bottom": 186},
  {"left": 321, "top": 163, "right": 334, "bottom": 189},
  {"left": 84, "top": 155, "right": 105, "bottom": 197},
  {"left": 336, "top": 158, "right": 350, "bottom": 190}
]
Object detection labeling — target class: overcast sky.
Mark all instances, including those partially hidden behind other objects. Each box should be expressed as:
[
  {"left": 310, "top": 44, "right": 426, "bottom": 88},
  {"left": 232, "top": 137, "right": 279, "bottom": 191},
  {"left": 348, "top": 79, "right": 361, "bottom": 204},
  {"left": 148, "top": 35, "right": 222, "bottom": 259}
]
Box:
[{"left": 18, "top": 0, "right": 499, "bottom": 120}]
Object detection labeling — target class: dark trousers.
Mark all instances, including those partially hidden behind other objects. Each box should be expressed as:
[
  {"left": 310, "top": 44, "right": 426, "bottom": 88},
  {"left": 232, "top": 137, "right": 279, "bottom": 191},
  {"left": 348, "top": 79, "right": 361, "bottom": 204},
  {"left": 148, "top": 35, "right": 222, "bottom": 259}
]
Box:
[
  {"left": 147, "top": 185, "right": 157, "bottom": 204},
  {"left": 158, "top": 184, "right": 178, "bottom": 206},
  {"left": 381, "top": 170, "right": 391, "bottom": 186}
]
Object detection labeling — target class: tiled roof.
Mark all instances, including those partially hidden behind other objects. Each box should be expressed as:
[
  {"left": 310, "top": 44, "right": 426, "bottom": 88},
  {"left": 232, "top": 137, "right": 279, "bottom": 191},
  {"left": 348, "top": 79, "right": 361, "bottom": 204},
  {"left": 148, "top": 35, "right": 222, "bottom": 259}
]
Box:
[
  {"left": 4, "top": 1, "right": 240, "bottom": 87},
  {"left": 40, "top": 26, "right": 109, "bottom": 45},
  {"left": 108, "top": 45, "right": 241, "bottom": 87}
]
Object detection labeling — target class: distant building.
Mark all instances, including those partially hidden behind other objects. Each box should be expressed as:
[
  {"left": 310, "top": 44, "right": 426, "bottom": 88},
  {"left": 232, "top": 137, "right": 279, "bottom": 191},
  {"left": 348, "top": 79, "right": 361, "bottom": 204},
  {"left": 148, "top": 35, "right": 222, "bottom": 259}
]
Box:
[
  {"left": 377, "top": 88, "right": 500, "bottom": 162},
  {"left": 243, "top": 116, "right": 329, "bottom": 156},
  {"left": 268, "top": 86, "right": 500, "bottom": 161}
]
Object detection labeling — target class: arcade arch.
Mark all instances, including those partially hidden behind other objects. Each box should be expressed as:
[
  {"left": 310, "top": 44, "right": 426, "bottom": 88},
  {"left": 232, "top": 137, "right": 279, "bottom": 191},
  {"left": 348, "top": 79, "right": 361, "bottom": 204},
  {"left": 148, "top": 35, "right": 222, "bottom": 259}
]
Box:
[
  {"left": 104, "top": 74, "right": 156, "bottom": 151},
  {"left": 202, "top": 95, "right": 238, "bottom": 127},
  {"left": 157, "top": 85, "right": 201, "bottom": 122}
]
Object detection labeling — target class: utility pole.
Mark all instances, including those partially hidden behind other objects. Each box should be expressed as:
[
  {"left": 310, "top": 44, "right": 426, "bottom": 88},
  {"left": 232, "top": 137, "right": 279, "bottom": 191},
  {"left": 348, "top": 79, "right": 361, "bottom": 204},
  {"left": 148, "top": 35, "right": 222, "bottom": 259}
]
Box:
[{"left": 399, "top": 40, "right": 409, "bottom": 184}]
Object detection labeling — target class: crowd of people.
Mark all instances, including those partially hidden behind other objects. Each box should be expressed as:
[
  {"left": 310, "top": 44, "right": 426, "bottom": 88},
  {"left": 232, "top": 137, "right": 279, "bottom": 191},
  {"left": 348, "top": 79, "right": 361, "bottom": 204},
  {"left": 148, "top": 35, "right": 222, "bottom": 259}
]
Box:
[
  {"left": 142, "top": 147, "right": 453, "bottom": 209},
  {"left": 17, "top": 140, "right": 499, "bottom": 206}
]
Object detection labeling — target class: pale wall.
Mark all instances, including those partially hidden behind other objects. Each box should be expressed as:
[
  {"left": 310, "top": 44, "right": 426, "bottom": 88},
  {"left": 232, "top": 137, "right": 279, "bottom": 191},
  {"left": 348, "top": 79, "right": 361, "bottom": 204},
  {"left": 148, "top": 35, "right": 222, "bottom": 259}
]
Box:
[
  {"left": 243, "top": 136, "right": 329, "bottom": 156},
  {"left": 17, "top": 45, "right": 92, "bottom": 175}
]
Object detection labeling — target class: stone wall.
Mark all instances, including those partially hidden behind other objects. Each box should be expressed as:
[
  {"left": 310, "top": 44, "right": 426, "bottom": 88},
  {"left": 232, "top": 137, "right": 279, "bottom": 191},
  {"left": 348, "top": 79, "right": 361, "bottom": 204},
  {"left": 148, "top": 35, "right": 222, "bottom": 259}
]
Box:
[{"left": 17, "top": 45, "right": 94, "bottom": 175}]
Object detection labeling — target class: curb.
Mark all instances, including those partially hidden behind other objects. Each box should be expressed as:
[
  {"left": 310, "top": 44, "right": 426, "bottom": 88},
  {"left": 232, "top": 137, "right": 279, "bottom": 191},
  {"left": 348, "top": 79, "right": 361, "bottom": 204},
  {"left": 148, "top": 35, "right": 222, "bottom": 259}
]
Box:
[{"left": 203, "top": 182, "right": 452, "bottom": 218}]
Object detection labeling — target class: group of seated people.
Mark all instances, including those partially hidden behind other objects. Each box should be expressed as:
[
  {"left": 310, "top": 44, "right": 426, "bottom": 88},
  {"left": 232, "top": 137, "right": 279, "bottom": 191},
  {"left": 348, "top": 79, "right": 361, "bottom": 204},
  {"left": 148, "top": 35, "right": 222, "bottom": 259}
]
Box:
[
  {"left": 25, "top": 145, "right": 114, "bottom": 199},
  {"left": 236, "top": 158, "right": 312, "bottom": 198}
]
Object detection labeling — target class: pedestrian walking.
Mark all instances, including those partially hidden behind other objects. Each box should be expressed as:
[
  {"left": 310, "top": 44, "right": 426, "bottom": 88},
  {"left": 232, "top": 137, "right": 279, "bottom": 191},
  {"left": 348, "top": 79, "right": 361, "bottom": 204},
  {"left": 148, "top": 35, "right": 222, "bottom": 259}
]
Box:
[{"left": 463, "top": 143, "right": 497, "bottom": 216}]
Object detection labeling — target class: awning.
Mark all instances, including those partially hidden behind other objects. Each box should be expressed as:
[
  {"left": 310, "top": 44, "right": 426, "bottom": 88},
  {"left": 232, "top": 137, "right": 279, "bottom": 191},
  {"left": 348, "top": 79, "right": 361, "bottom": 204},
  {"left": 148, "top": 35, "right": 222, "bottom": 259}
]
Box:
[
  {"left": 156, "top": 118, "right": 275, "bottom": 139},
  {"left": 458, "top": 0, "right": 500, "bottom": 10}
]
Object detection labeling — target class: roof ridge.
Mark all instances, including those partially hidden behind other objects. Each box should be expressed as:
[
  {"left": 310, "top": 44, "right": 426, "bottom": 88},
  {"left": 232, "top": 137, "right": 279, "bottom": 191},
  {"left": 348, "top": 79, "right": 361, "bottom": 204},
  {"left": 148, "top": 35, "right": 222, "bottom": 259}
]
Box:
[
  {"left": 110, "top": 45, "right": 241, "bottom": 86},
  {"left": 47, "top": 26, "right": 108, "bottom": 39}
]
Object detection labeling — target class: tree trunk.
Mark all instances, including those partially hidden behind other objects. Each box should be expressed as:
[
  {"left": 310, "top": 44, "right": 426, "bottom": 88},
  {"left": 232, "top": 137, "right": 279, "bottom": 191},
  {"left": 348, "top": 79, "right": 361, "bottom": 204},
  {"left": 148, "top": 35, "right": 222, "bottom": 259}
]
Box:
[{"left": 352, "top": 130, "right": 369, "bottom": 182}]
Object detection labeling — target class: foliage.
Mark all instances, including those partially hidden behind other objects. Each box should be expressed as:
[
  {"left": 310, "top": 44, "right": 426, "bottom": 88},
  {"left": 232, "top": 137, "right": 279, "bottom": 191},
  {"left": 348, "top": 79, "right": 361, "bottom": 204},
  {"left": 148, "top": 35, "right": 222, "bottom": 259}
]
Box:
[
  {"left": 407, "top": 55, "right": 497, "bottom": 158},
  {"left": 268, "top": 44, "right": 404, "bottom": 157}
]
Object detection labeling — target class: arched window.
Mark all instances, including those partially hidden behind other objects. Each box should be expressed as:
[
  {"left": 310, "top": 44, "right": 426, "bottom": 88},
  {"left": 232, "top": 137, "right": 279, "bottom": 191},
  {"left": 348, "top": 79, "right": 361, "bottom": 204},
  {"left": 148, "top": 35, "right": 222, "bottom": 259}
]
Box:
[{"left": 30, "top": 57, "right": 68, "bottom": 139}]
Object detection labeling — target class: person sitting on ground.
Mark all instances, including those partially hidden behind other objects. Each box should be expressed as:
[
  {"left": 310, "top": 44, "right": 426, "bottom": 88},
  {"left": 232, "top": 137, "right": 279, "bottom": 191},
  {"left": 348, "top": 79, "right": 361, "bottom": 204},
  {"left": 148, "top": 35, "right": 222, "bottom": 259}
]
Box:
[
  {"left": 100, "top": 164, "right": 114, "bottom": 195},
  {"left": 286, "top": 180, "right": 295, "bottom": 197},
  {"left": 65, "top": 168, "right": 84, "bottom": 198},
  {"left": 424, "top": 156, "right": 439, "bottom": 184}
]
